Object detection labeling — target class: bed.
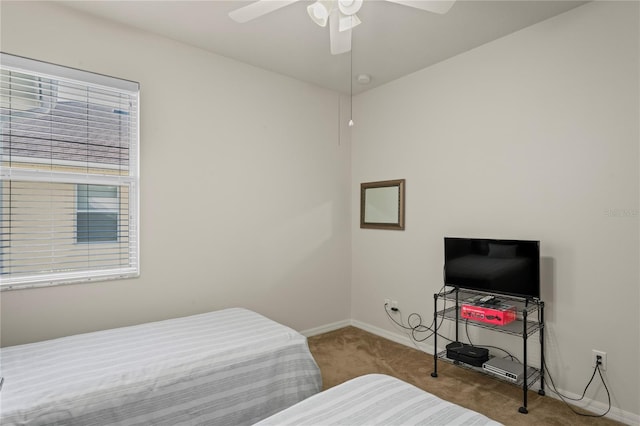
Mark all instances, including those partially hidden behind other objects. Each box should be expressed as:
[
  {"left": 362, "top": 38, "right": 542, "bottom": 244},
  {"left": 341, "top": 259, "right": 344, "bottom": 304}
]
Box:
[
  {"left": 0, "top": 308, "right": 322, "bottom": 426},
  {"left": 254, "top": 374, "right": 503, "bottom": 426}
]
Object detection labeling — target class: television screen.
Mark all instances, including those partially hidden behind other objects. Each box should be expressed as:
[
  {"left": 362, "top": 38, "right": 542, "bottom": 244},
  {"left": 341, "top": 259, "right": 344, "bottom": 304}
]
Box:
[{"left": 444, "top": 237, "right": 540, "bottom": 299}]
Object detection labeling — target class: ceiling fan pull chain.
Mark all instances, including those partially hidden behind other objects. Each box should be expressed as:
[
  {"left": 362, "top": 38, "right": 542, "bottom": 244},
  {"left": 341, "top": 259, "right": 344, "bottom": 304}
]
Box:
[{"left": 348, "top": 32, "right": 354, "bottom": 127}]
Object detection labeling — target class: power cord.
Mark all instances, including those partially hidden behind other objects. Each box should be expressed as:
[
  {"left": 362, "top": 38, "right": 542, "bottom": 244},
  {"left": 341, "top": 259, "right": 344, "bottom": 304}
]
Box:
[
  {"left": 384, "top": 298, "right": 524, "bottom": 365},
  {"left": 384, "top": 302, "right": 457, "bottom": 356},
  {"left": 384, "top": 302, "right": 445, "bottom": 341},
  {"left": 463, "top": 319, "right": 521, "bottom": 363},
  {"left": 384, "top": 286, "right": 530, "bottom": 361},
  {"left": 385, "top": 289, "right": 611, "bottom": 419},
  {"left": 543, "top": 358, "right": 611, "bottom": 417},
  {"left": 383, "top": 286, "right": 454, "bottom": 344},
  {"left": 525, "top": 307, "right": 610, "bottom": 417}
]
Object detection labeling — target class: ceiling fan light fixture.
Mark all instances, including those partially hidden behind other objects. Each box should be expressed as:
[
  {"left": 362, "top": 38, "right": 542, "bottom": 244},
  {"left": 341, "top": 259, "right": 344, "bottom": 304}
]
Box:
[
  {"left": 307, "top": 1, "right": 332, "bottom": 27},
  {"left": 338, "top": 14, "right": 361, "bottom": 32},
  {"left": 229, "top": 0, "right": 457, "bottom": 56},
  {"left": 337, "top": 0, "right": 363, "bottom": 16}
]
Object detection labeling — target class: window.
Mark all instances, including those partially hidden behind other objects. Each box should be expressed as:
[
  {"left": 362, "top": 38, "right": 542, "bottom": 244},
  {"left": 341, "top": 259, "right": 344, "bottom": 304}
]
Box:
[
  {"left": 77, "top": 184, "right": 119, "bottom": 243},
  {"left": 0, "top": 53, "right": 139, "bottom": 290}
]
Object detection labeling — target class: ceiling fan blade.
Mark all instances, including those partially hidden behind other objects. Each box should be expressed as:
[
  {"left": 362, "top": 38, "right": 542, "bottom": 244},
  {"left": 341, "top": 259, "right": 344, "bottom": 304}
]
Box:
[
  {"left": 229, "top": 0, "right": 300, "bottom": 23},
  {"left": 329, "top": 9, "right": 351, "bottom": 55},
  {"left": 384, "top": 0, "right": 455, "bottom": 15}
]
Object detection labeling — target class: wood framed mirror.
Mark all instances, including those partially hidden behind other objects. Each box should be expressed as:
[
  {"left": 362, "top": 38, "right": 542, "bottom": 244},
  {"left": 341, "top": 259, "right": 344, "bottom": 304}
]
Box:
[{"left": 360, "top": 179, "right": 405, "bottom": 230}]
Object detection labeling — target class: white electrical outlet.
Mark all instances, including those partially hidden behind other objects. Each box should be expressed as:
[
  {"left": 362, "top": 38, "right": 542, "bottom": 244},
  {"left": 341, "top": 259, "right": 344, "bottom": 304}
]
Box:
[
  {"left": 384, "top": 298, "right": 391, "bottom": 307},
  {"left": 592, "top": 350, "right": 607, "bottom": 371},
  {"left": 391, "top": 300, "right": 399, "bottom": 310}
]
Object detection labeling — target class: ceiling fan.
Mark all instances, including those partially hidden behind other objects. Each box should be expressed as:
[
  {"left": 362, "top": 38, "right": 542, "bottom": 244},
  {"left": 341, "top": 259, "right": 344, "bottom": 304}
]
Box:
[{"left": 229, "top": 0, "right": 456, "bottom": 55}]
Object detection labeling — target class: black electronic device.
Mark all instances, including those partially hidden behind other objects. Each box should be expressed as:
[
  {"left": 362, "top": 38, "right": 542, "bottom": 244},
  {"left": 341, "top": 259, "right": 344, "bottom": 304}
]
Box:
[
  {"left": 445, "top": 342, "right": 489, "bottom": 367},
  {"left": 444, "top": 237, "right": 540, "bottom": 300}
]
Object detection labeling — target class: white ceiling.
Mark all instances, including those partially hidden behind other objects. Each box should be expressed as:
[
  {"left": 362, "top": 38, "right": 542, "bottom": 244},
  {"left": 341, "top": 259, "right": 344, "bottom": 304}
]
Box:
[{"left": 58, "top": 0, "right": 587, "bottom": 94}]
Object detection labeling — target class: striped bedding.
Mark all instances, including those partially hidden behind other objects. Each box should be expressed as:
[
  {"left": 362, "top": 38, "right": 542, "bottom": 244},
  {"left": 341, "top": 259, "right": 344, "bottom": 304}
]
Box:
[
  {"left": 254, "top": 374, "right": 503, "bottom": 426},
  {"left": 0, "top": 308, "right": 321, "bottom": 426}
]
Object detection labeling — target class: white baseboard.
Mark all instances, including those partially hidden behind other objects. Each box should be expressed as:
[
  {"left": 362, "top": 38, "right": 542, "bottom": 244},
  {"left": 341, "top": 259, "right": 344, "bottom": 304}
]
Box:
[
  {"left": 543, "top": 385, "right": 639, "bottom": 425},
  {"left": 300, "top": 319, "right": 351, "bottom": 337},
  {"left": 305, "top": 318, "right": 639, "bottom": 426},
  {"left": 350, "top": 319, "right": 436, "bottom": 356}
]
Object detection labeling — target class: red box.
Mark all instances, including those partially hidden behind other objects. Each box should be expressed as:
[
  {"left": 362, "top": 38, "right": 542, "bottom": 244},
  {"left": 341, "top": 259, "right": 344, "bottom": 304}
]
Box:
[{"left": 461, "top": 303, "right": 516, "bottom": 326}]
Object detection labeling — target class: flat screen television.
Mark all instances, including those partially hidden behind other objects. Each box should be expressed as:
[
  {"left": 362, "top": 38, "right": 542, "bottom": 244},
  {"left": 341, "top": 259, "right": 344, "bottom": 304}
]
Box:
[{"left": 444, "top": 237, "right": 540, "bottom": 300}]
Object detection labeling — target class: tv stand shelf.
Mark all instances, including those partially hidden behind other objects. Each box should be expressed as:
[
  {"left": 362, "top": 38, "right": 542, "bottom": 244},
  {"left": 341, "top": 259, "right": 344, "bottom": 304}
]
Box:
[
  {"left": 436, "top": 298, "right": 542, "bottom": 337},
  {"left": 435, "top": 350, "right": 542, "bottom": 390},
  {"left": 431, "top": 288, "right": 545, "bottom": 414}
]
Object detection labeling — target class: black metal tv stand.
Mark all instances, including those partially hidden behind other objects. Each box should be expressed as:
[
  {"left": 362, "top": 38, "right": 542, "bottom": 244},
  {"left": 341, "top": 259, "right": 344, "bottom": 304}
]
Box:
[{"left": 430, "top": 288, "right": 545, "bottom": 414}]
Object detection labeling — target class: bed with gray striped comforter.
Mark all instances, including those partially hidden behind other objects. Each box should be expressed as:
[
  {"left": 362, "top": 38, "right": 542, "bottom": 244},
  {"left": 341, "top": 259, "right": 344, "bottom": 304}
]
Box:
[
  {"left": 0, "top": 308, "right": 321, "bottom": 426},
  {"left": 255, "top": 374, "right": 503, "bottom": 426}
]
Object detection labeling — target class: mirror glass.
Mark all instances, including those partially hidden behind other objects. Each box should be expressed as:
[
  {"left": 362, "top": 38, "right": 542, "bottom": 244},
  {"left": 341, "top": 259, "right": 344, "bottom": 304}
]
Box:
[{"left": 360, "top": 179, "right": 405, "bottom": 230}]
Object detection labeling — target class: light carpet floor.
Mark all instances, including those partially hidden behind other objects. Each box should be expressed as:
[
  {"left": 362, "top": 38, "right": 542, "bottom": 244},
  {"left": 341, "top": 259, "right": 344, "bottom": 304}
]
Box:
[{"left": 307, "top": 326, "right": 622, "bottom": 426}]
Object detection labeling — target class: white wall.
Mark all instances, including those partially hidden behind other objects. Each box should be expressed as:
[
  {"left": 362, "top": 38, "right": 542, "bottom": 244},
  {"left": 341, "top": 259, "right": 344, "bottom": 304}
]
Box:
[
  {"left": 351, "top": 1, "right": 639, "bottom": 421},
  {"left": 0, "top": 1, "right": 352, "bottom": 346},
  {"left": 1, "top": 0, "right": 638, "bottom": 421}
]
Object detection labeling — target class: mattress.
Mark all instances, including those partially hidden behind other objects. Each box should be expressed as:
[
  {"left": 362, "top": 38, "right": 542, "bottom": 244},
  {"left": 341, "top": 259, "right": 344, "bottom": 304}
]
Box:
[
  {"left": 254, "top": 374, "right": 503, "bottom": 426},
  {"left": 0, "top": 308, "right": 322, "bottom": 426}
]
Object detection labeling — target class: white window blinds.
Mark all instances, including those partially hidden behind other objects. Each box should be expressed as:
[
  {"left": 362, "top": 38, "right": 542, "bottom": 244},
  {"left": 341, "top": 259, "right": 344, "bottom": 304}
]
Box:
[{"left": 0, "top": 53, "right": 139, "bottom": 290}]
